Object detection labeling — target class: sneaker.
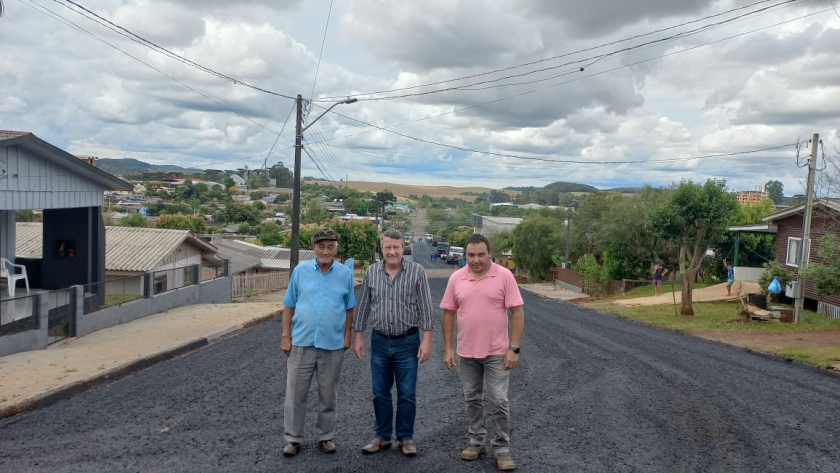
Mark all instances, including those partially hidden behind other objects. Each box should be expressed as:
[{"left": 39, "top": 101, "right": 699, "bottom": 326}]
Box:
[
  {"left": 282, "top": 442, "right": 300, "bottom": 457},
  {"left": 319, "top": 439, "right": 337, "bottom": 453},
  {"left": 496, "top": 452, "right": 516, "bottom": 471},
  {"left": 460, "top": 444, "right": 485, "bottom": 461},
  {"left": 361, "top": 438, "right": 392, "bottom": 454}
]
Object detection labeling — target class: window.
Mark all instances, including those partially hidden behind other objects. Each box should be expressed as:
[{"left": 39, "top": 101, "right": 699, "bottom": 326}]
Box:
[{"left": 786, "top": 237, "right": 811, "bottom": 267}]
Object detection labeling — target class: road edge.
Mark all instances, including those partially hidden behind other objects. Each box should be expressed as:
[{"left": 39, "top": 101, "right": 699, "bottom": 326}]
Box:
[{"left": 0, "top": 310, "right": 283, "bottom": 420}]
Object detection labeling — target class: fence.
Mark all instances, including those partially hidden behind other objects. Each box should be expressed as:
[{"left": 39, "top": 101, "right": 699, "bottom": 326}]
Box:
[
  {"left": 201, "top": 260, "right": 228, "bottom": 281},
  {"left": 47, "top": 288, "right": 75, "bottom": 344},
  {"left": 152, "top": 264, "right": 200, "bottom": 295},
  {"left": 0, "top": 293, "right": 40, "bottom": 337},
  {"left": 82, "top": 275, "right": 146, "bottom": 315},
  {"left": 232, "top": 272, "right": 289, "bottom": 299},
  {"left": 549, "top": 267, "right": 650, "bottom": 296},
  {"left": 818, "top": 301, "right": 840, "bottom": 320}
]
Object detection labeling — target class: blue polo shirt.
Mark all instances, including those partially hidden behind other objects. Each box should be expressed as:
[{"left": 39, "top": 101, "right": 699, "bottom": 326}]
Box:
[{"left": 283, "top": 259, "right": 355, "bottom": 350}]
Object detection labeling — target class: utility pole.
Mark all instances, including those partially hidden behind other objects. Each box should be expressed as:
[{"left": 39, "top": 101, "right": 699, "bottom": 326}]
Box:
[
  {"left": 793, "top": 133, "right": 819, "bottom": 324},
  {"left": 563, "top": 214, "right": 571, "bottom": 269},
  {"left": 290, "top": 94, "right": 303, "bottom": 272}
]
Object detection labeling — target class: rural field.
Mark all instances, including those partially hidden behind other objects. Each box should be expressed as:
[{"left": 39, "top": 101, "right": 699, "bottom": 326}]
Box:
[{"left": 306, "top": 180, "right": 520, "bottom": 200}]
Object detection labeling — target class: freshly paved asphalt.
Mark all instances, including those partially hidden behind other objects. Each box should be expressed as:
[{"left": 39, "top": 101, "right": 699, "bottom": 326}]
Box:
[{"left": 2, "top": 277, "right": 840, "bottom": 472}]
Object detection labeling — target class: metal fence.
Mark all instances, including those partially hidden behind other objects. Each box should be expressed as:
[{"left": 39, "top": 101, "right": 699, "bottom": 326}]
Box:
[
  {"left": 232, "top": 272, "right": 289, "bottom": 300},
  {"left": 0, "top": 293, "right": 40, "bottom": 336},
  {"left": 47, "top": 288, "right": 75, "bottom": 344},
  {"left": 83, "top": 275, "right": 146, "bottom": 315},
  {"left": 152, "top": 264, "right": 200, "bottom": 295}
]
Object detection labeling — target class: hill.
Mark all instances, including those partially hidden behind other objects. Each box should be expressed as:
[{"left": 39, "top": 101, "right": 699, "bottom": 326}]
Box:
[
  {"left": 96, "top": 158, "right": 192, "bottom": 175},
  {"left": 505, "top": 181, "right": 598, "bottom": 193},
  {"left": 305, "top": 180, "right": 517, "bottom": 201}
]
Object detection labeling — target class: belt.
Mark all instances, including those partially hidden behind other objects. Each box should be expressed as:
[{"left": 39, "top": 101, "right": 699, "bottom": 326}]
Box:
[{"left": 375, "top": 327, "right": 418, "bottom": 339}]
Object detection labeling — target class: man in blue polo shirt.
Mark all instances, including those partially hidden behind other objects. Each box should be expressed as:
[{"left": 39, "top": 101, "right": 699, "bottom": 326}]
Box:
[{"left": 281, "top": 227, "right": 355, "bottom": 457}]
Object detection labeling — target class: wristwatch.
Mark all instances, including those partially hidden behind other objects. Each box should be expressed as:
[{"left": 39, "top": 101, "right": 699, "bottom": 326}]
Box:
[{"left": 509, "top": 346, "right": 520, "bottom": 354}]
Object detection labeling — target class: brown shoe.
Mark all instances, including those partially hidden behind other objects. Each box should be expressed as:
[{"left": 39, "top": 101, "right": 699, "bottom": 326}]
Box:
[
  {"left": 460, "top": 444, "right": 485, "bottom": 461},
  {"left": 361, "top": 438, "right": 391, "bottom": 454},
  {"left": 496, "top": 452, "right": 516, "bottom": 471},
  {"left": 399, "top": 440, "right": 417, "bottom": 456}
]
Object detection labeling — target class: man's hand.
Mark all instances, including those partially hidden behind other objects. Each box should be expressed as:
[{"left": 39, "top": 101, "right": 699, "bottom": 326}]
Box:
[
  {"left": 417, "top": 336, "right": 432, "bottom": 364},
  {"left": 344, "top": 331, "right": 352, "bottom": 351},
  {"left": 281, "top": 337, "right": 292, "bottom": 357},
  {"left": 443, "top": 349, "right": 457, "bottom": 371},
  {"left": 353, "top": 332, "right": 365, "bottom": 360},
  {"left": 503, "top": 349, "right": 519, "bottom": 370}
]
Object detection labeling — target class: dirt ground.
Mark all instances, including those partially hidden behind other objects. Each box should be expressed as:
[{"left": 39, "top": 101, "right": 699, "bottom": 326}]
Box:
[
  {"left": 697, "top": 329, "right": 840, "bottom": 350},
  {"left": 615, "top": 282, "right": 761, "bottom": 306}
]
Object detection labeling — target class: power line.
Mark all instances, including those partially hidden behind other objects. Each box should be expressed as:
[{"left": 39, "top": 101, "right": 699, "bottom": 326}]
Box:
[
  {"left": 314, "top": 0, "right": 802, "bottom": 102},
  {"left": 302, "top": 146, "right": 338, "bottom": 187},
  {"left": 309, "top": 0, "right": 334, "bottom": 102},
  {"left": 307, "top": 8, "right": 831, "bottom": 151},
  {"left": 265, "top": 103, "right": 298, "bottom": 166},
  {"left": 53, "top": 0, "right": 297, "bottom": 100}
]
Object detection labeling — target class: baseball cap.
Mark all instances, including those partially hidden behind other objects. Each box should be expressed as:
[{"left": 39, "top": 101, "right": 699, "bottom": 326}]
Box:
[{"left": 311, "top": 227, "right": 340, "bottom": 245}]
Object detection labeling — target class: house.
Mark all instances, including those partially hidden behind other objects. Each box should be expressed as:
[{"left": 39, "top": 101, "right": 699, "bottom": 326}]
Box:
[
  {"left": 15, "top": 223, "right": 220, "bottom": 293},
  {"left": 472, "top": 215, "right": 523, "bottom": 236},
  {"left": 262, "top": 247, "right": 317, "bottom": 270},
  {"left": 212, "top": 238, "right": 272, "bottom": 276},
  {"left": 762, "top": 199, "right": 840, "bottom": 317},
  {"left": 230, "top": 174, "right": 246, "bottom": 187},
  {"left": 0, "top": 131, "right": 132, "bottom": 292}
]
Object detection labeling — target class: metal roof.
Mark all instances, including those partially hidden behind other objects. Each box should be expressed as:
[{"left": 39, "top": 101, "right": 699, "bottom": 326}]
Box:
[
  {"left": 15, "top": 223, "right": 218, "bottom": 272},
  {"left": 262, "top": 247, "right": 316, "bottom": 269},
  {"left": 0, "top": 131, "right": 132, "bottom": 191},
  {"left": 211, "top": 239, "right": 264, "bottom": 275},
  {"left": 762, "top": 199, "right": 840, "bottom": 222}
]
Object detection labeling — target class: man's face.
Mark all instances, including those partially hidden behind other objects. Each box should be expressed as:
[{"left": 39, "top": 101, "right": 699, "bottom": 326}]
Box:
[
  {"left": 312, "top": 240, "right": 338, "bottom": 265},
  {"left": 381, "top": 236, "right": 404, "bottom": 265},
  {"left": 465, "top": 241, "right": 491, "bottom": 275}
]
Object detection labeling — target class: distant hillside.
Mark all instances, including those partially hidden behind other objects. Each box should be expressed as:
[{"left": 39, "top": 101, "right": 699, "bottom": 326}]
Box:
[
  {"left": 506, "top": 181, "right": 598, "bottom": 193},
  {"left": 96, "top": 158, "right": 192, "bottom": 175},
  {"left": 606, "top": 187, "right": 644, "bottom": 194}
]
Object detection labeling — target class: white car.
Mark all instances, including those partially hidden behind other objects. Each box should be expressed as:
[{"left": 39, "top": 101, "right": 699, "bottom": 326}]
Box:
[{"left": 447, "top": 246, "right": 464, "bottom": 264}]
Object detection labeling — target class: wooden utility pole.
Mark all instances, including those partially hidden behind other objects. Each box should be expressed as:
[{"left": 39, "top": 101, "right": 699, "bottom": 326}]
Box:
[
  {"left": 793, "top": 133, "right": 819, "bottom": 324},
  {"left": 290, "top": 94, "right": 303, "bottom": 272}
]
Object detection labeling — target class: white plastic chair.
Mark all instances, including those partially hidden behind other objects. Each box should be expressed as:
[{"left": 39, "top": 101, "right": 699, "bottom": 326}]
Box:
[{"left": 0, "top": 257, "right": 29, "bottom": 297}]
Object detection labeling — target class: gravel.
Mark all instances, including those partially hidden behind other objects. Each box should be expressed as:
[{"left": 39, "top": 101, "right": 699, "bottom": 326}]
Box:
[{"left": 1, "top": 277, "right": 839, "bottom": 472}]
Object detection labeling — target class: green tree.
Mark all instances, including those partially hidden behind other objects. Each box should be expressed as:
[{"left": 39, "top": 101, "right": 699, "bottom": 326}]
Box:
[
  {"left": 375, "top": 190, "right": 397, "bottom": 217},
  {"left": 259, "top": 222, "right": 283, "bottom": 246},
  {"left": 156, "top": 214, "right": 207, "bottom": 233},
  {"left": 711, "top": 198, "right": 775, "bottom": 268},
  {"left": 511, "top": 216, "right": 561, "bottom": 280},
  {"left": 648, "top": 179, "right": 738, "bottom": 315},
  {"left": 803, "top": 234, "right": 840, "bottom": 298},
  {"left": 302, "top": 199, "right": 331, "bottom": 224},
  {"left": 765, "top": 180, "right": 784, "bottom": 204},
  {"left": 269, "top": 162, "right": 294, "bottom": 188},
  {"left": 16, "top": 209, "right": 40, "bottom": 222},
  {"left": 221, "top": 202, "right": 261, "bottom": 225},
  {"left": 119, "top": 213, "right": 148, "bottom": 227}
]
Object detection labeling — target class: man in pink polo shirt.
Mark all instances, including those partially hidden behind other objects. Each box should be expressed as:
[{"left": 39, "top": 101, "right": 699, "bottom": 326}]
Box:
[{"left": 441, "top": 234, "right": 524, "bottom": 471}]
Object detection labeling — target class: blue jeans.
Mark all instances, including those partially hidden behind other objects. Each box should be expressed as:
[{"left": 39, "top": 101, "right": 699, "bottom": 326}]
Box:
[{"left": 370, "top": 329, "right": 420, "bottom": 441}]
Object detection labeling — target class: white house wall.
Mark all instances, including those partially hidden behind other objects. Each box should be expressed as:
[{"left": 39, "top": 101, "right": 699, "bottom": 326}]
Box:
[{"left": 0, "top": 145, "right": 104, "bottom": 210}]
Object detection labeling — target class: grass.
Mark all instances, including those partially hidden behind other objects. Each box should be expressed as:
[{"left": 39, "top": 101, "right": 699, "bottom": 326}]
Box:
[
  {"left": 583, "top": 299, "right": 840, "bottom": 334},
  {"left": 101, "top": 293, "right": 143, "bottom": 309},
  {"left": 613, "top": 281, "right": 712, "bottom": 300},
  {"left": 767, "top": 347, "right": 840, "bottom": 369}
]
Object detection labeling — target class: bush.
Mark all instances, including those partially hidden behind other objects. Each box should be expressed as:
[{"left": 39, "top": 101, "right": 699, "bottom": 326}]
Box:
[
  {"left": 758, "top": 261, "right": 794, "bottom": 300},
  {"left": 577, "top": 254, "right": 604, "bottom": 296}
]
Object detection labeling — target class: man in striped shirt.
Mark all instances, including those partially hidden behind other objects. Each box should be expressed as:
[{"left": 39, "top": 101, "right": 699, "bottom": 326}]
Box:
[{"left": 353, "top": 229, "right": 434, "bottom": 456}]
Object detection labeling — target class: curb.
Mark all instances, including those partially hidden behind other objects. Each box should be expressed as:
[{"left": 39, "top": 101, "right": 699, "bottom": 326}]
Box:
[{"left": 0, "top": 310, "right": 283, "bottom": 420}]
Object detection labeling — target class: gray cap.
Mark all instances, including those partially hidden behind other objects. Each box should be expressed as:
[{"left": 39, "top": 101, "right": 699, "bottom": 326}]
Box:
[{"left": 311, "top": 227, "right": 340, "bottom": 245}]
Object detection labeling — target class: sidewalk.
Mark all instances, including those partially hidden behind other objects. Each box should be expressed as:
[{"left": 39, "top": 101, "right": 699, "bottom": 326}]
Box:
[
  {"left": 0, "top": 291, "right": 285, "bottom": 418},
  {"left": 614, "top": 282, "right": 760, "bottom": 306}
]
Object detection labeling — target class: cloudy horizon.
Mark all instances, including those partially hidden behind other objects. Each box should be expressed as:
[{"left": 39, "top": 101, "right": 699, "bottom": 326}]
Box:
[{"left": 1, "top": 0, "right": 838, "bottom": 195}]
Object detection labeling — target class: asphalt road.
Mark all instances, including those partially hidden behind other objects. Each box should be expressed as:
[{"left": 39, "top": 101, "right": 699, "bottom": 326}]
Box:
[
  {"left": 410, "top": 240, "right": 458, "bottom": 270},
  {"left": 2, "top": 278, "right": 840, "bottom": 472}
]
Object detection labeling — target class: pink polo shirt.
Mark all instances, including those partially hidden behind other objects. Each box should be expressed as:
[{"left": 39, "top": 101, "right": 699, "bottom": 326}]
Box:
[{"left": 440, "top": 263, "right": 524, "bottom": 359}]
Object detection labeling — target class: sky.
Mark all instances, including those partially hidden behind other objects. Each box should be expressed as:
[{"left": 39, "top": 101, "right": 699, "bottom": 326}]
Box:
[{"left": 1, "top": 0, "right": 839, "bottom": 194}]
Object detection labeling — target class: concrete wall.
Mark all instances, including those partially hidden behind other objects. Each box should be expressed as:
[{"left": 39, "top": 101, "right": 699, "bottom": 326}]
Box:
[
  {"left": 76, "top": 276, "right": 231, "bottom": 337},
  {"left": 0, "top": 294, "right": 49, "bottom": 357},
  {"left": 734, "top": 267, "right": 764, "bottom": 284}
]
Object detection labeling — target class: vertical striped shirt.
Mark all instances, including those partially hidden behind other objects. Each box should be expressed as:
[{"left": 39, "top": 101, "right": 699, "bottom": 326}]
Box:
[{"left": 353, "top": 259, "right": 434, "bottom": 336}]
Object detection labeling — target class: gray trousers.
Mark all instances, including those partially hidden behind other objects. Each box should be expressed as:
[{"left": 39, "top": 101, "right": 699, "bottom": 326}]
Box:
[
  {"left": 284, "top": 345, "right": 345, "bottom": 443},
  {"left": 459, "top": 355, "right": 511, "bottom": 453}
]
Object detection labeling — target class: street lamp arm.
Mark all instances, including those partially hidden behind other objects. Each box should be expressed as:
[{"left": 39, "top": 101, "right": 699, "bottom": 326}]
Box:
[{"left": 301, "top": 98, "right": 358, "bottom": 133}]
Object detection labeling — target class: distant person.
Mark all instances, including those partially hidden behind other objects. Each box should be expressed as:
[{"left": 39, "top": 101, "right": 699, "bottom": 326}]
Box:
[
  {"left": 354, "top": 229, "right": 434, "bottom": 456},
  {"left": 653, "top": 262, "right": 669, "bottom": 296},
  {"left": 724, "top": 259, "right": 735, "bottom": 296},
  {"left": 441, "top": 234, "right": 524, "bottom": 471},
  {"left": 281, "top": 228, "right": 355, "bottom": 457}
]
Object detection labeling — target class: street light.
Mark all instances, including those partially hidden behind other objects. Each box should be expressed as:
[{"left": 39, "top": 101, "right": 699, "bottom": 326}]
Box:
[{"left": 290, "top": 96, "right": 358, "bottom": 272}]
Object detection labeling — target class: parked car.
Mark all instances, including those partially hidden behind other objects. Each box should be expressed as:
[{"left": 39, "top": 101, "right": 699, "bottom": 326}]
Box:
[
  {"left": 437, "top": 243, "right": 449, "bottom": 259},
  {"left": 446, "top": 246, "right": 464, "bottom": 264},
  {"left": 403, "top": 242, "right": 412, "bottom": 255}
]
